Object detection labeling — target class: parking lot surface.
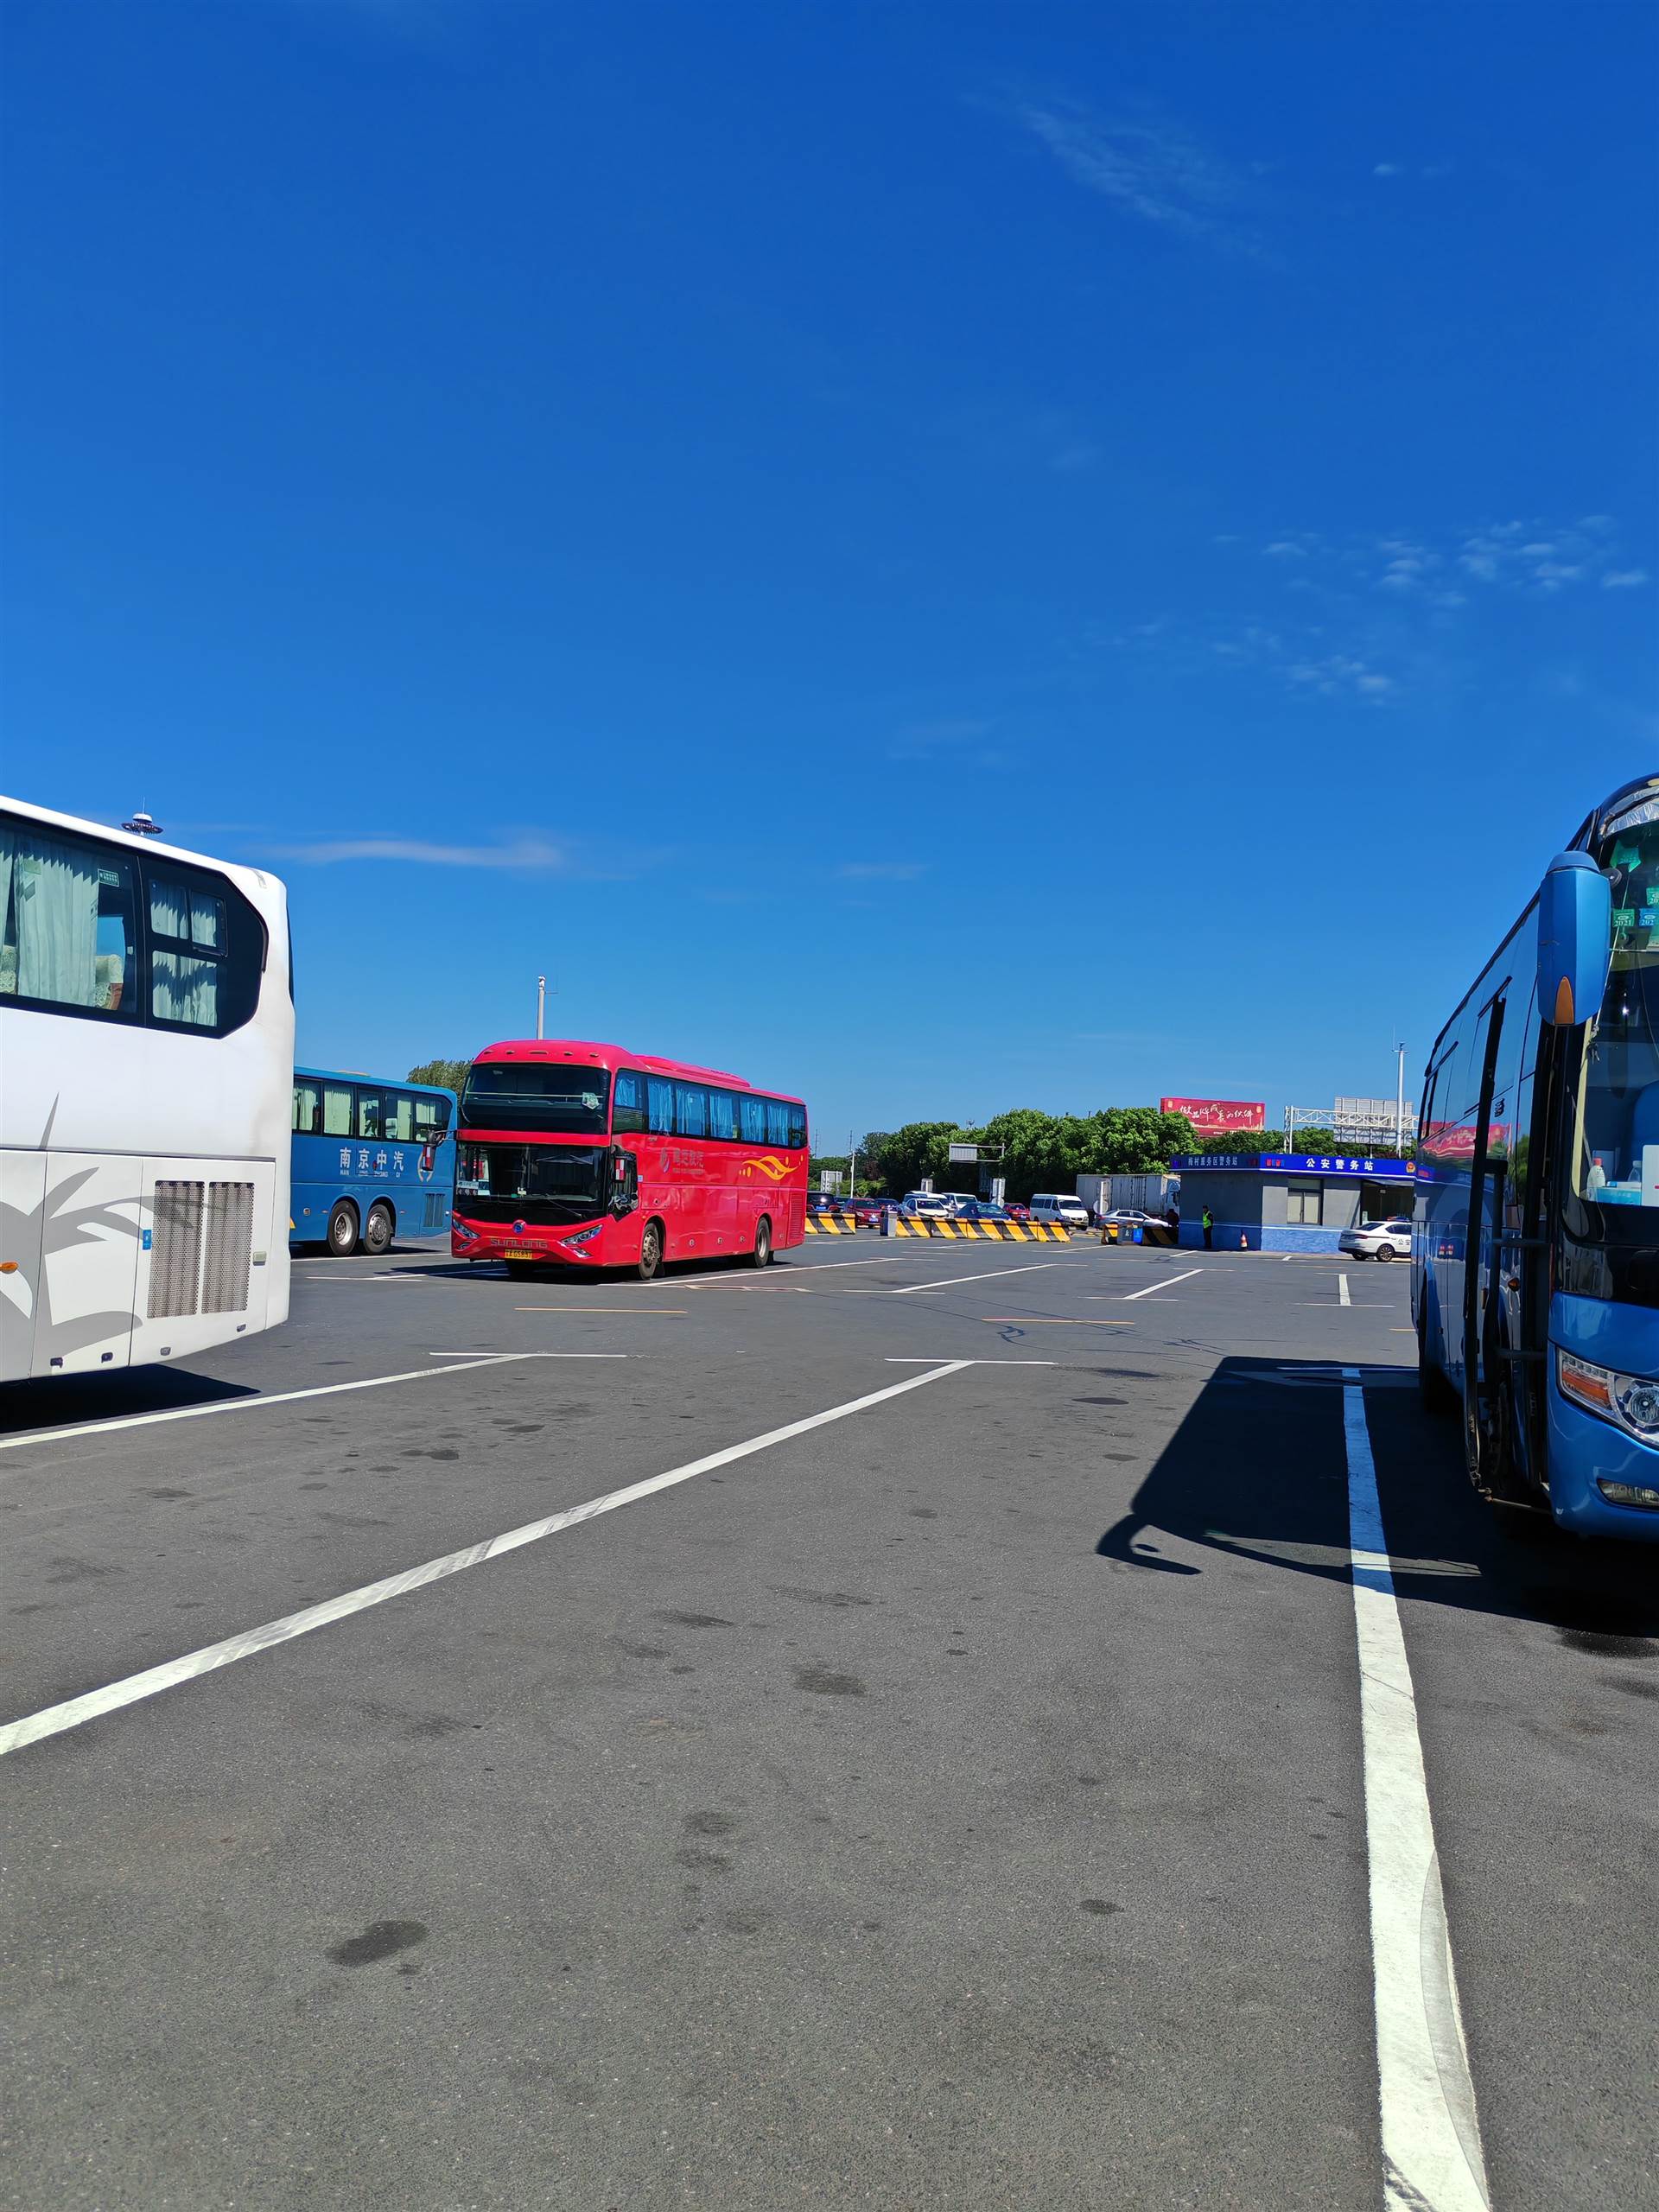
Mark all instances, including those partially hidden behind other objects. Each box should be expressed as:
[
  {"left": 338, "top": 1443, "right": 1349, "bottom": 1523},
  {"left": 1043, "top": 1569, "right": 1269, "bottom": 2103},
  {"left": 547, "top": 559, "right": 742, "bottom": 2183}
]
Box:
[{"left": 3, "top": 1238, "right": 1655, "bottom": 2210}]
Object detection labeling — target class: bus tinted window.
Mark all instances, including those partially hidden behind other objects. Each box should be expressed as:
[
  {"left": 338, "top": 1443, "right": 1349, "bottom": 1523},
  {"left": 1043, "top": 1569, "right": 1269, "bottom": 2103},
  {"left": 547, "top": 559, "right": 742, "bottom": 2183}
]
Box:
[
  {"left": 613, "top": 1071, "right": 647, "bottom": 1134},
  {"left": 461, "top": 1062, "right": 611, "bottom": 1135},
  {"left": 293, "top": 1080, "right": 320, "bottom": 1135},
  {"left": 766, "top": 1099, "right": 792, "bottom": 1147},
  {"left": 677, "top": 1083, "right": 708, "bottom": 1138},
  {"left": 356, "top": 1090, "right": 383, "bottom": 1140},
  {"left": 740, "top": 1094, "right": 767, "bottom": 1143},
  {"left": 647, "top": 1077, "right": 674, "bottom": 1135},
  {"left": 0, "top": 823, "right": 137, "bottom": 1020},
  {"left": 383, "top": 1092, "right": 415, "bottom": 1141},
  {"left": 322, "top": 1084, "right": 352, "bottom": 1136},
  {"left": 148, "top": 862, "right": 261, "bottom": 1034},
  {"left": 708, "top": 1089, "right": 737, "bottom": 1141},
  {"left": 785, "top": 1103, "right": 807, "bottom": 1149},
  {"left": 413, "top": 1093, "right": 451, "bottom": 1141}
]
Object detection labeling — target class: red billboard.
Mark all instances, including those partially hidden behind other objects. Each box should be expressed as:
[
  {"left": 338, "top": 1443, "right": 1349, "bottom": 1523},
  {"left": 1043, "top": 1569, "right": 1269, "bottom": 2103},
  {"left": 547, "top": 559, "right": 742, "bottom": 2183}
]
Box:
[{"left": 1160, "top": 1096, "right": 1267, "bottom": 1135}]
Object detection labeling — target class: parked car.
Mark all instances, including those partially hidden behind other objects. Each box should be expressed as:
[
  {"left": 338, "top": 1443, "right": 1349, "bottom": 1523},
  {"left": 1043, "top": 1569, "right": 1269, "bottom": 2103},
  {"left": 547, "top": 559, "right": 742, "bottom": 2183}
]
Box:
[
  {"left": 950, "top": 1198, "right": 1007, "bottom": 1220},
  {"left": 1030, "top": 1193, "right": 1090, "bottom": 1230},
  {"left": 810, "top": 1192, "right": 849, "bottom": 1214},
  {"left": 1338, "top": 1217, "right": 1414, "bottom": 1262},
  {"left": 1003, "top": 1201, "right": 1032, "bottom": 1221},
  {"left": 1099, "top": 1206, "right": 1157, "bottom": 1226},
  {"left": 899, "top": 1192, "right": 953, "bottom": 1218},
  {"left": 848, "top": 1195, "right": 890, "bottom": 1224}
]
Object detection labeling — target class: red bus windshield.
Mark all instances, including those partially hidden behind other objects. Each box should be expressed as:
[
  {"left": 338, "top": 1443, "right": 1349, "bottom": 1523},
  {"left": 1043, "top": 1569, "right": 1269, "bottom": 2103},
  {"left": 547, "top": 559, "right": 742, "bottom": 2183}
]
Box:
[{"left": 459, "top": 1062, "right": 609, "bottom": 1135}]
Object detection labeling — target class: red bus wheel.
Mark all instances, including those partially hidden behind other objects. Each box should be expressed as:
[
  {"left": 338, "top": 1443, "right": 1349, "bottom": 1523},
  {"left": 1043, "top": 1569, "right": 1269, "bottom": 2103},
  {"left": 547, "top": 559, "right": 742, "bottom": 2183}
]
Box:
[
  {"left": 752, "top": 1217, "right": 772, "bottom": 1268},
  {"left": 638, "top": 1221, "right": 664, "bottom": 1281}
]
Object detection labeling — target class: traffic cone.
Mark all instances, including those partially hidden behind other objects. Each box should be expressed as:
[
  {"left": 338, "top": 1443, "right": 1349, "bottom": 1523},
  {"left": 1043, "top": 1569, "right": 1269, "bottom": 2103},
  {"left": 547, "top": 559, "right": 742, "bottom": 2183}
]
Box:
[{"left": 1238, "top": 1231, "right": 1248, "bottom": 1250}]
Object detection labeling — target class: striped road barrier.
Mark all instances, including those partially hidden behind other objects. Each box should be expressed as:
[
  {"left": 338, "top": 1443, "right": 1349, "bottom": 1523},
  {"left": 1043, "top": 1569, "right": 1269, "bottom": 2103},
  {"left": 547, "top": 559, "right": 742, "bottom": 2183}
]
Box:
[
  {"left": 890, "top": 1218, "right": 1073, "bottom": 1243},
  {"left": 804, "top": 1212, "right": 860, "bottom": 1236}
]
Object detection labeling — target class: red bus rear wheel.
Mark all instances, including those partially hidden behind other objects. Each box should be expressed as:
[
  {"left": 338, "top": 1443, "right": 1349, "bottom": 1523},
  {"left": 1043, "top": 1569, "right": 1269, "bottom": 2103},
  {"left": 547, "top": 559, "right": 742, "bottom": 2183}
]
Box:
[
  {"left": 638, "top": 1220, "right": 664, "bottom": 1281},
  {"left": 752, "top": 1217, "right": 772, "bottom": 1268}
]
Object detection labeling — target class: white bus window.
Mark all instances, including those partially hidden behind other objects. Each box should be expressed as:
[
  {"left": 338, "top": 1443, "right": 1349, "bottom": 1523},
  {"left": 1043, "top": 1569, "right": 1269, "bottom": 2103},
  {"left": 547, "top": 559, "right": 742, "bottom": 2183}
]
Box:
[
  {"left": 189, "top": 890, "right": 225, "bottom": 950},
  {"left": 357, "top": 1091, "right": 383, "bottom": 1140},
  {"left": 384, "top": 1092, "right": 415, "bottom": 1141},
  {"left": 151, "top": 950, "right": 219, "bottom": 1027},
  {"left": 413, "top": 1094, "right": 451, "bottom": 1141},
  {"left": 0, "top": 825, "right": 137, "bottom": 1016},
  {"left": 322, "top": 1084, "right": 353, "bottom": 1136},
  {"left": 149, "top": 868, "right": 222, "bottom": 1027},
  {"left": 293, "top": 1079, "right": 321, "bottom": 1135}
]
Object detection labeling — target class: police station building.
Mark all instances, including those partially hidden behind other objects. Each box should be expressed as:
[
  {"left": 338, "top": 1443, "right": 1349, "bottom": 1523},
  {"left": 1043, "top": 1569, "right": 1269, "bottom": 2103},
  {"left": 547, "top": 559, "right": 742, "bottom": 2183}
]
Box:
[{"left": 1172, "top": 1152, "right": 1417, "bottom": 1254}]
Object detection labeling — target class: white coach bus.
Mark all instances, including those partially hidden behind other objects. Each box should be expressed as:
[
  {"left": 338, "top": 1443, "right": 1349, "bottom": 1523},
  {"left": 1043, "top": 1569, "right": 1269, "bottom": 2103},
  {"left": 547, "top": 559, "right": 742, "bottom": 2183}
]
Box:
[{"left": 0, "top": 796, "right": 293, "bottom": 1381}]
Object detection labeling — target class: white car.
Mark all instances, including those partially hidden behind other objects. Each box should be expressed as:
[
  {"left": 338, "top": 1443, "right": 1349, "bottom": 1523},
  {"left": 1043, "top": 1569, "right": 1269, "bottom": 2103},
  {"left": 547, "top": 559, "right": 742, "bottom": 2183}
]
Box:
[
  {"left": 1338, "top": 1217, "right": 1413, "bottom": 1262},
  {"left": 899, "top": 1192, "right": 953, "bottom": 1218},
  {"left": 1030, "top": 1193, "right": 1090, "bottom": 1230},
  {"left": 1101, "top": 1207, "right": 1158, "bottom": 1225}
]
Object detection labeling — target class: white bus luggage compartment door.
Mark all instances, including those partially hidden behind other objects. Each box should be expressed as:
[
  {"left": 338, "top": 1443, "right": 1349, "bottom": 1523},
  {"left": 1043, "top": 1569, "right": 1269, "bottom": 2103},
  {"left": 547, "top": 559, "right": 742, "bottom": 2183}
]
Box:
[
  {"left": 30, "top": 1154, "right": 143, "bottom": 1378},
  {"left": 0, "top": 1153, "right": 48, "bottom": 1382},
  {"left": 130, "top": 1158, "right": 276, "bottom": 1365}
]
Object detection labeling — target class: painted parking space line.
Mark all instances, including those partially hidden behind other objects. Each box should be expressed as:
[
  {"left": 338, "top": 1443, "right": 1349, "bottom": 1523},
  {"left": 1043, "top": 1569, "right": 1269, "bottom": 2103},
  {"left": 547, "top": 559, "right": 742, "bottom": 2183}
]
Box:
[
  {"left": 889, "top": 1262, "right": 1065, "bottom": 1295},
  {"left": 1096, "top": 1268, "right": 1205, "bottom": 1304},
  {"left": 1342, "top": 1366, "right": 1492, "bottom": 2212},
  {"left": 886, "top": 1356, "right": 1059, "bottom": 1366},
  {"left": 0, "top": 1351, "right": 626, "bottom": 1457},
  {"left": 1339, "top": 1274, "right": 1352, "bottom": 1307},
  {"left": 0, "top": 1361, "right": 971, "bottom": 1759}
]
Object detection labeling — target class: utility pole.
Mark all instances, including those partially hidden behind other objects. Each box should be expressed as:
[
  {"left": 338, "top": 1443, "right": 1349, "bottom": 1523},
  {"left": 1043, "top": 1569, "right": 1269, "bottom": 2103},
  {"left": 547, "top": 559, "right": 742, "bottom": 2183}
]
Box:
[
  {"left": 536, "top": 976, "right": 546, "bottom": 1041},
  {"left": 1395, "top": 1042, "right": 1406, "bottom": 1154},
  {"left": 848, "top": 1128, "right": 858, "bottom": 1192}
]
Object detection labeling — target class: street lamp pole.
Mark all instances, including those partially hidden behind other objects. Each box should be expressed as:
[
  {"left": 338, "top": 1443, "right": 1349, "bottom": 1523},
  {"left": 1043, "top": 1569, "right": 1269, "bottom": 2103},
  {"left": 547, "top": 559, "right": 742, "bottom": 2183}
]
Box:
[
  {"left": 537, "top": 976, "right": 546, "bottom": 1041},
  {"left": 1395, "top": 1042, "right": 1406, "bottom": 1153}
]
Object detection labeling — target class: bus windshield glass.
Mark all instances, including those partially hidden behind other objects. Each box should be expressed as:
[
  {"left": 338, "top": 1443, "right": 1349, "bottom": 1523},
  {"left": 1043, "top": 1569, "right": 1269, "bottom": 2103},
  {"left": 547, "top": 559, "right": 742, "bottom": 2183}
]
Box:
[
  {"left": 455, "top": 1142, "right": 607, "bottom": 1223},
  {"left": 1570, "top": 817, "right": 1659, "bottom": 1235},
  {"left": 460, "top": 1063, "right": 610, "bottom": 1135}
]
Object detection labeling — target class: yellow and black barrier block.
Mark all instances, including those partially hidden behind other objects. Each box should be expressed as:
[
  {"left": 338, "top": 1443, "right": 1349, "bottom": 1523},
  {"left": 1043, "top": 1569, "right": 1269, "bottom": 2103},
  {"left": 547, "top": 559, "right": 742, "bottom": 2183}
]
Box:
[
  {"left": 804, "top": 1212, "right": 859, "bottom": 1235},
  {"left": 887, "top": 1217, "right": 1072, "bottom": 1242}
]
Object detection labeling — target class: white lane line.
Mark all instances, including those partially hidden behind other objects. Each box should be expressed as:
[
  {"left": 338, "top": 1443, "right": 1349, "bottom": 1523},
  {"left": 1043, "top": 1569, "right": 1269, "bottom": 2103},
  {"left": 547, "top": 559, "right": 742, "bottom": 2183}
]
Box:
[
  {"left": 1339, "top": 1274, "right": 1352, "bottom": 1307},
  {"left": 0, "top": 1361, "right": 970, "bottom": 1760},
  {"left": 1342, "top": 1368, "right": 1491, "bottom": 2212},
  {"left": 1109, "top": 1268, "right": 1205, "bottom": 1303},
  {"left": 889, "top": 1262, "right": 1062, "bottom": 1295},
  {"left": 0, "top": 1352, "right": 624, "bottom": 1457},
  {"left": 886, "top": 1356, "right": 1058, "bottom": 1366}
]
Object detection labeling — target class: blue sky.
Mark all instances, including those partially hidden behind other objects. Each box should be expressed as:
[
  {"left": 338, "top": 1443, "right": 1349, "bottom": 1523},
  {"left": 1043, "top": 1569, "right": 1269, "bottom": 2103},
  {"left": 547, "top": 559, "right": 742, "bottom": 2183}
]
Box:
[{"left": 6, "top": 0, "right": 1656, "bottom": 1142}]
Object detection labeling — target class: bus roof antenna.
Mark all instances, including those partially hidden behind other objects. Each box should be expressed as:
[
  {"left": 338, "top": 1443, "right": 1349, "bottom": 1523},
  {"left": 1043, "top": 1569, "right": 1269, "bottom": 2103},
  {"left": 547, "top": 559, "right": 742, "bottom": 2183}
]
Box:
[{"left": 121, "top": 809, "right": 164, "bottom": 836}]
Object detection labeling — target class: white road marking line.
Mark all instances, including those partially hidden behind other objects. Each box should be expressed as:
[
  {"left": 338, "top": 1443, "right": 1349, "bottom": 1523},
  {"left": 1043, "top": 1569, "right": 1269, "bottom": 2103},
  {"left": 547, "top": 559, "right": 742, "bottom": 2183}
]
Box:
[
  {"left": 889, "top": 1262, "right": 1062, "bottom": 1295},
  {"left": 1339, "top": 1274, "right": 1352, "bottom": 1307},
  {"left": 1342, "top": 1367, "right": 1492, "bottom": 2212},
  {"left": 0, "top": 1362, "right": 970, "bottom": 1759},
  {"left": 0, "top": 1352, "right": 624, "bottom": 1457},
  {"left": 1111, "top": 1268, "right": 1205, "bottom": 1303}
]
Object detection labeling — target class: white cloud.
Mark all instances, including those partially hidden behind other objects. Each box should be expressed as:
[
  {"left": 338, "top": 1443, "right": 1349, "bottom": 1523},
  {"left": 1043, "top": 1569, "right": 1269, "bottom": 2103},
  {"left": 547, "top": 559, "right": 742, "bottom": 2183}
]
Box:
[
  {"left": 270, "top": 834, "right": 565, "bottom": 870},
  {"left": 1263, "top": 539, "right": 1306, "bottom": 557},
  {"left": 1014, "top": 101, "right": 1259, "bottom": 254},
  {"left": 1373, "top": 162, "right": 1400, "bottom": 177},
  {"left": 1604, "top": 569, "right": 1651, "bottom": 589}
]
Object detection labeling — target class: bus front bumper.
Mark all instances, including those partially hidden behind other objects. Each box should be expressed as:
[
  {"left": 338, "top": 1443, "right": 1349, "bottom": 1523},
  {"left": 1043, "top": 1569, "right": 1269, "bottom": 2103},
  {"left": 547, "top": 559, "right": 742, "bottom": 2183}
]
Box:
[{"left": 451, "top": 1216, "right": 606, "bottom": 1266}]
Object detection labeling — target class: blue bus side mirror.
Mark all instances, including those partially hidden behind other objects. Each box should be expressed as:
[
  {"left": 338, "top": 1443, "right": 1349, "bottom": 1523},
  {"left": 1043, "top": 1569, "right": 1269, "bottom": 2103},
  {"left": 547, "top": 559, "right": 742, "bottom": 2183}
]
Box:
[{"left": 1537, "top": 851, "right": 1612, "bottom": 1025}]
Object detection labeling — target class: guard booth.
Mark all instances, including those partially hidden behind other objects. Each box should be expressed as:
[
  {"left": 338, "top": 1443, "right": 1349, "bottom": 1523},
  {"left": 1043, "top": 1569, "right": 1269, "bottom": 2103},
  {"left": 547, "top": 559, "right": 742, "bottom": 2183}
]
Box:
[{"left": 1172, "top": 1152, "right": 1417, "bottom": 1253}]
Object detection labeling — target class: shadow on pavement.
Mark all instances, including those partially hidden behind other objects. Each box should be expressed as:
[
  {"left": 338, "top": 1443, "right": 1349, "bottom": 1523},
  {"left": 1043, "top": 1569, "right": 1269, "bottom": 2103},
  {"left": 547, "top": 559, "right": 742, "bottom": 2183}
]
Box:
[
  {"left": 0, "top": 1366, "right": 258, "bottom": 1437},
  {"left": 1095, "top": 1356, "right": 1659, "bottom": 1649}
]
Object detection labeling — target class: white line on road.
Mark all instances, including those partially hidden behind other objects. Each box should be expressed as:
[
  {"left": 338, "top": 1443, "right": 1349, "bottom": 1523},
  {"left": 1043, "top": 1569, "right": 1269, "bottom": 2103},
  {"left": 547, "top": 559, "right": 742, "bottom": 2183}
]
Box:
[
  {"left": 1096, "top": 1268, "right": 1205, "bottom": 1303},
  {"left": 885, "top": 1356, "right": 1058, "bottom": 1366},
  {"left": 0, "top": 1352, "right": 625, "bottom": 1457},
  {"left": 889, "top": 1262, "right": 1062, "bottom": 1295},
  {"left": 1342, "top": 1367, "right": 1491, "bottom": 2212},
  {"left": 0, "top": 1362, "right": 970, "bottom": 1758},
  {"left": 1339, "top": 1274, "right": 1352, "bottom": 1307}
]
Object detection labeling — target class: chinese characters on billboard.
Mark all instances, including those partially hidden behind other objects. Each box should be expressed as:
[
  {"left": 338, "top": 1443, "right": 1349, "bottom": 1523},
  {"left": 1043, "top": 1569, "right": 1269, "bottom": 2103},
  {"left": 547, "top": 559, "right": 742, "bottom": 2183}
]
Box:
[{"left": 1160, "top": 1096, "right": 1267, "bottom": 1136}]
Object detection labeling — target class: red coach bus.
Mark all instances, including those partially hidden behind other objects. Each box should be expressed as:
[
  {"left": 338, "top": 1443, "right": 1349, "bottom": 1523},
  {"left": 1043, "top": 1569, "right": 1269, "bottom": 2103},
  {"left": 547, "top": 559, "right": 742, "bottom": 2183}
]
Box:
[{"left": 451, "top": 1039, "right": 809, "bottom": 1280}]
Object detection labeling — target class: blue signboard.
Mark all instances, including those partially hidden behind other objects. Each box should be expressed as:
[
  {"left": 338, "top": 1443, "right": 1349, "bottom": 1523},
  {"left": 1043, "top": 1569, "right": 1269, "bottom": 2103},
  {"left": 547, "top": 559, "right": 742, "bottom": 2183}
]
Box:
[{"left": 1173, "top": 1154, "right": 1415, "bottom": 1178}]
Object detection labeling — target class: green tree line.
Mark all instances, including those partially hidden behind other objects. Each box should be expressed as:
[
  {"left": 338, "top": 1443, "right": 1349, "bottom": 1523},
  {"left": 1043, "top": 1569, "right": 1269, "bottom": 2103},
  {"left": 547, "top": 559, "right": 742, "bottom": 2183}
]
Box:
[
  {"left": 408, "top": 1058, "right": 473, "bottom": 1093},
  {"left": 849, "top": 1108, "right": 1203, "bottom": 1203}
]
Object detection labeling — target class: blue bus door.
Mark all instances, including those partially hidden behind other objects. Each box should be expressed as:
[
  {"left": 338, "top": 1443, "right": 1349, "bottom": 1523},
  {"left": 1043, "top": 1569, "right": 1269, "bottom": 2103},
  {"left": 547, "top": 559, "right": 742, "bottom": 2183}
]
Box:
[{"left": 1462, "top": 992, "right": 1510, "bottom": 1495}]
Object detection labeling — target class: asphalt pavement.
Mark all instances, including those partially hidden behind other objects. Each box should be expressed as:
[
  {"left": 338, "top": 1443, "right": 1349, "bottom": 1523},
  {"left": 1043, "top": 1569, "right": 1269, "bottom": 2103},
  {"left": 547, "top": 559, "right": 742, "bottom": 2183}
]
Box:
[{"left": 2, "top": 1236, "right": 1654, "bottom": 2210}]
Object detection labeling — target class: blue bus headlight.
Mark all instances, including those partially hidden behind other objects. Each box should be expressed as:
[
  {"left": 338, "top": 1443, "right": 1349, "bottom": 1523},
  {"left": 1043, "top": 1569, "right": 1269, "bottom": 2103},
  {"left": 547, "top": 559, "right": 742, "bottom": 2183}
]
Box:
[{"left": 1558, "top": 1349, "right": 1659, "bottom": 1441}]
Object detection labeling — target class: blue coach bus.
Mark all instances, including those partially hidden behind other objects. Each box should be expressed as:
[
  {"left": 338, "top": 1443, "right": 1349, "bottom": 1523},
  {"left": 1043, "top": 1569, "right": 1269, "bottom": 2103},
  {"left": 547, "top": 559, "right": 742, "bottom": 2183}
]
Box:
[
  {"left": 1416, "top": 773, "right": 1659, "bottom": 1541},
  {"left": 289, "top": 1066, "right": 456, "bottom": 1256}
]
